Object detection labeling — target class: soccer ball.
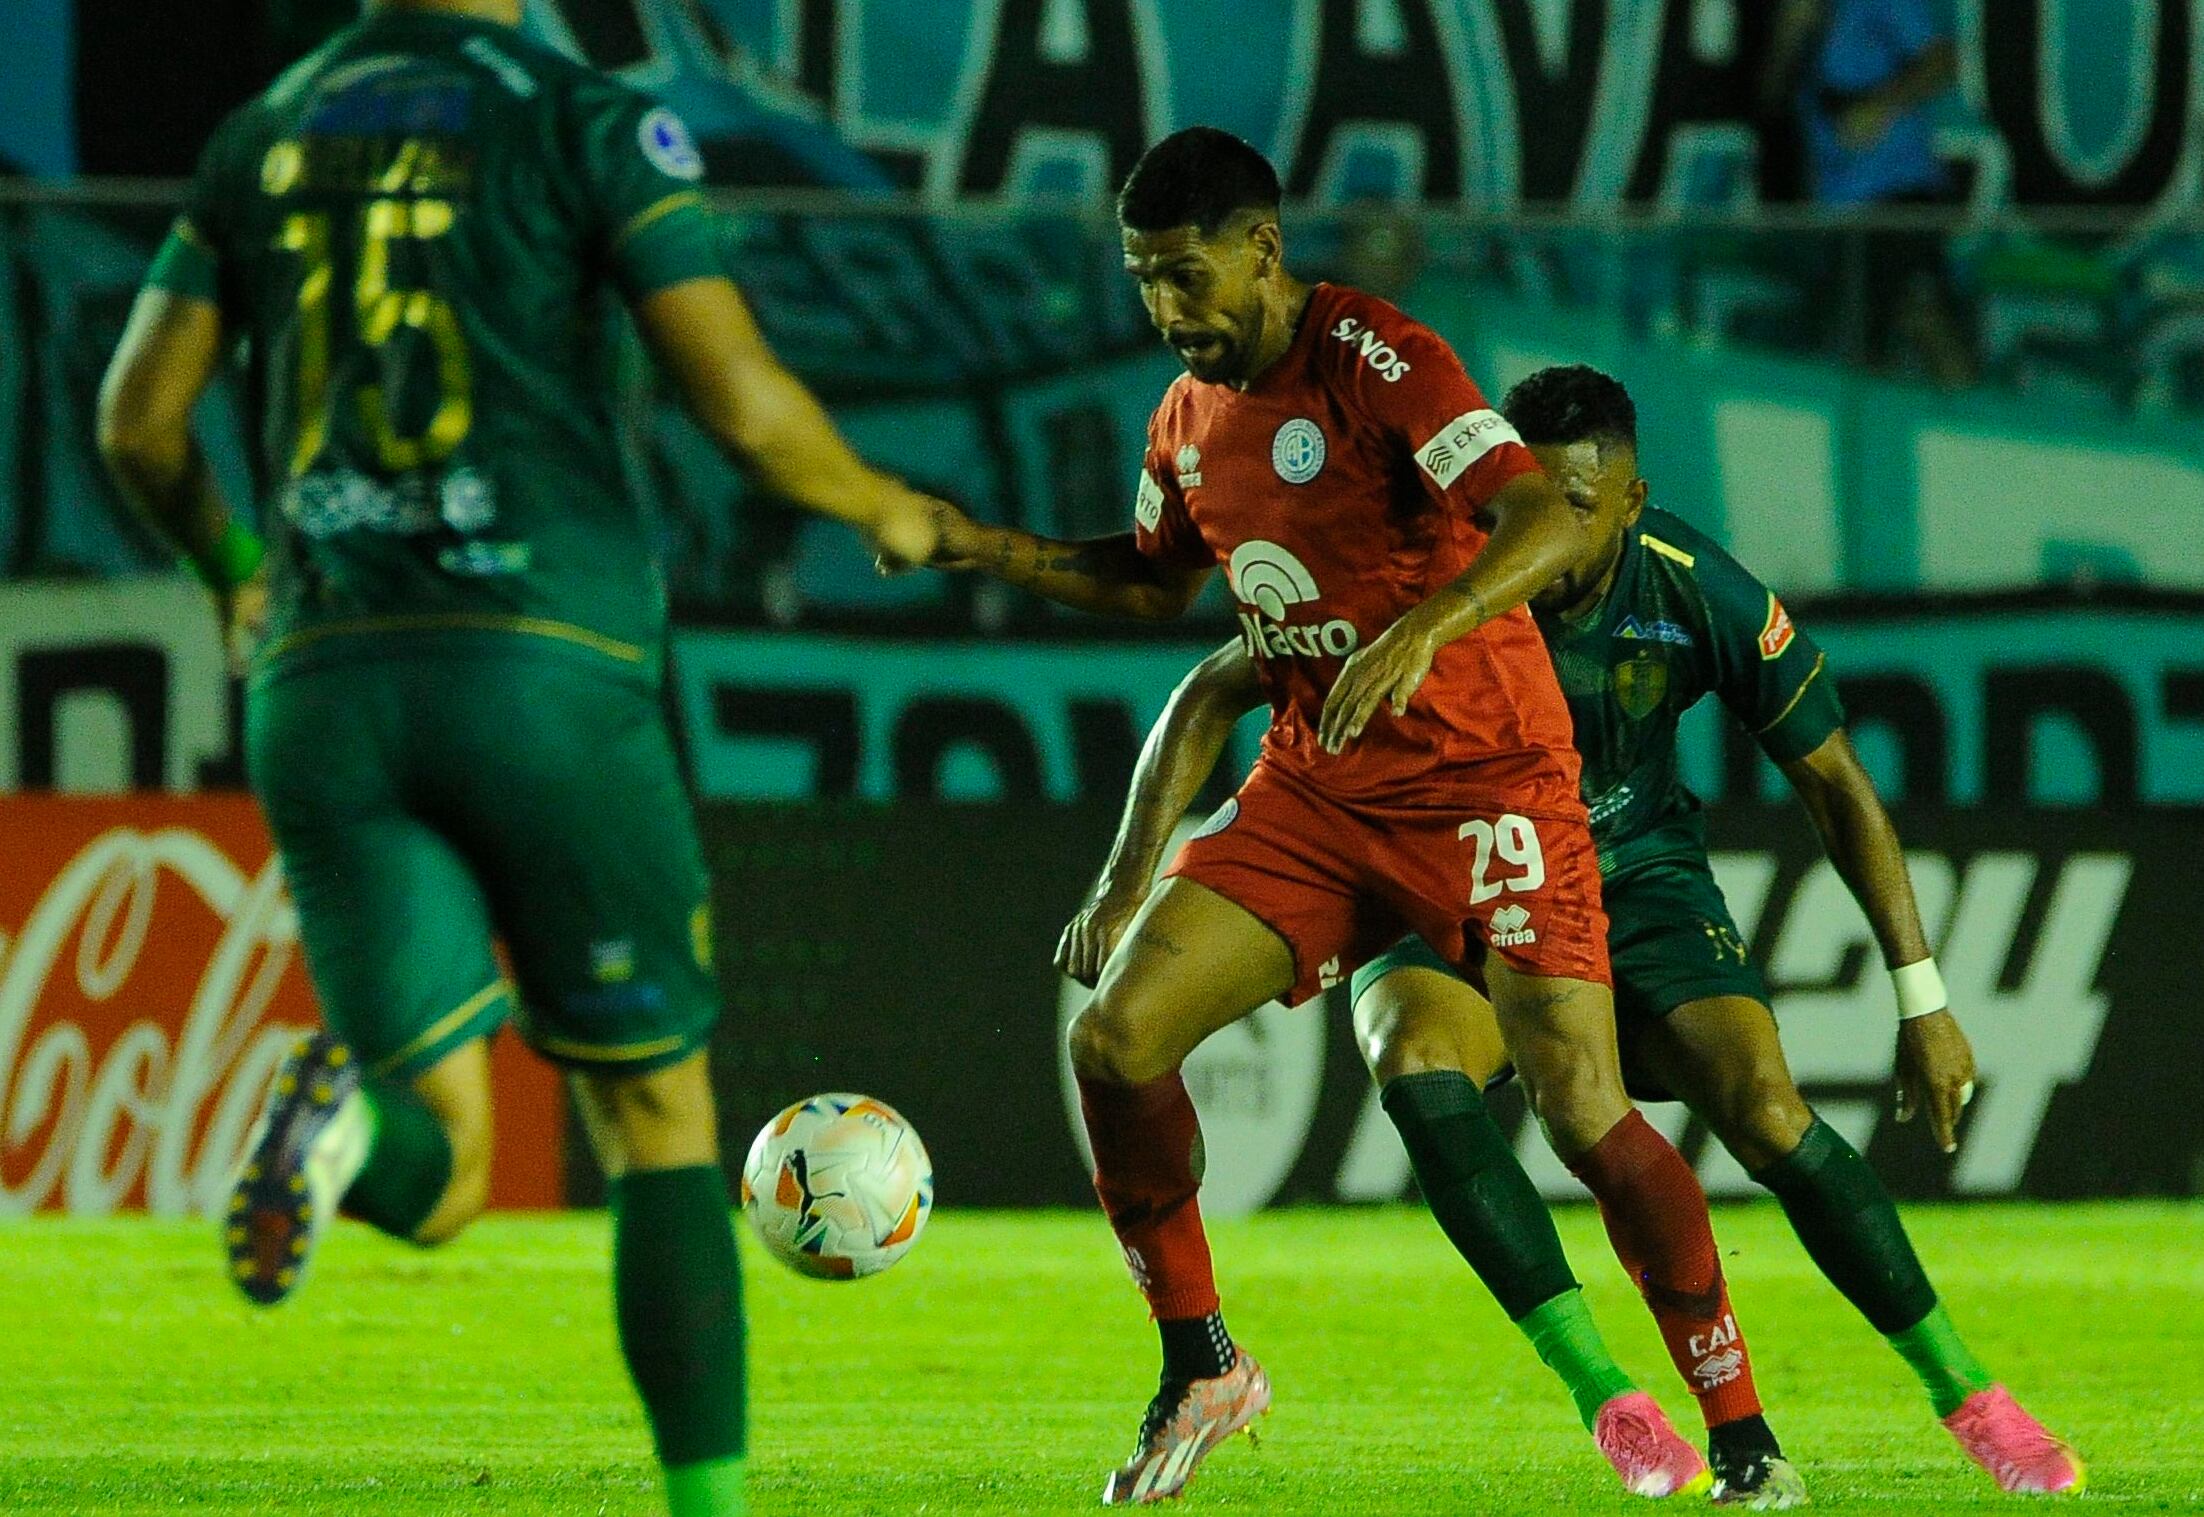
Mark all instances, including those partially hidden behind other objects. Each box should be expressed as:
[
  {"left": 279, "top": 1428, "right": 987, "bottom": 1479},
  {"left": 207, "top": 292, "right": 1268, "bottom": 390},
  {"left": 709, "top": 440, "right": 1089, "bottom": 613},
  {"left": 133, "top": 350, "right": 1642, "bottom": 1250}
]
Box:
[{"left": 740, "top": 1093, "right": 933, "bottom": 1280}]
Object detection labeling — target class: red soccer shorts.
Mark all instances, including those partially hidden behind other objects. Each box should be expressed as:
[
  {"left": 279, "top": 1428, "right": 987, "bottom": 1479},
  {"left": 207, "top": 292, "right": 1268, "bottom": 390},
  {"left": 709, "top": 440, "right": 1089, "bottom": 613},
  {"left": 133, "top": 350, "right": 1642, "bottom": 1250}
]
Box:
[{"left": 1166, "top": 760, "right": 1611, "bottom": 1005}]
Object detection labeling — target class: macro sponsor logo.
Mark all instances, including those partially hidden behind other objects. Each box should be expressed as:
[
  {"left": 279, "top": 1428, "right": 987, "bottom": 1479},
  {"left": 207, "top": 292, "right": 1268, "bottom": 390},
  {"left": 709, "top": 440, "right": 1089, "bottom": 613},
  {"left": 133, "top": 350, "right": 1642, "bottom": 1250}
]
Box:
[
  {"left": 1227, "top": 541, "right": 1358, "bottom": 661},
  {"left": 1328, "top": 316, "right": 1412, "bottom": 382},
  {"left": 1415, "top": 409, "right": 1522, "bottom": 490}
]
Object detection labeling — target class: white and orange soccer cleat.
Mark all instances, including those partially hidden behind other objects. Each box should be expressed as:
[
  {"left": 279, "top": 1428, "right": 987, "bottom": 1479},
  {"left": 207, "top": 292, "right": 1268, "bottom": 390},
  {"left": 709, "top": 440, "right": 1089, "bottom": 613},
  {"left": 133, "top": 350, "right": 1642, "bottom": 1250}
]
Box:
[
  {"left": 1100, "top": 1349, "right": 1271, "bottom": 1506},
  {"left": 1943, "top": 1384, "right": 2086, "bottom": 1494},
  {"left": 1593, "top": 1391, "right": 1715, "bottom": 1499}
]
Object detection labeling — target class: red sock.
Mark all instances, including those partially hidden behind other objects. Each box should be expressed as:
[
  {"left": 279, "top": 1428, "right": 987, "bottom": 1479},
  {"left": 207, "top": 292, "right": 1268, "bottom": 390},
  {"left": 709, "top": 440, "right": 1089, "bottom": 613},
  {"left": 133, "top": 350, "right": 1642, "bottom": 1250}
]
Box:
[
  {"left": 1077, "top": 1071, "right": 1220, "bottom": 1320},
  {"left": 1568, "top": 1110, "right": 1763, "bottom": 1429}
]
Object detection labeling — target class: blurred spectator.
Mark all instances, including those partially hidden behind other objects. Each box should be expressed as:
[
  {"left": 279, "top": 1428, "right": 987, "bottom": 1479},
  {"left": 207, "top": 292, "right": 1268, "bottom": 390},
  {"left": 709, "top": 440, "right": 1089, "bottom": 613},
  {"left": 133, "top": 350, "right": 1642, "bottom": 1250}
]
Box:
[{"left": 1765, "top": 0, "right": 1974, "bottom": 386}]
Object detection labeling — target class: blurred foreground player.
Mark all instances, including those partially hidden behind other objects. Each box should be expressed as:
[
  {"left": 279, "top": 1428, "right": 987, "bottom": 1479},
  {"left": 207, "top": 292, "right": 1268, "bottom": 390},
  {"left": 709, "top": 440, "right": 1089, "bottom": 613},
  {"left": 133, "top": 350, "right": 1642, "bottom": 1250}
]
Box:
[
  {"left": 97, "top": 3, "right": 940, "bottom": 1513},
  {"left": 1070, "top": 363, "right": 2084, "bottom": 1499},
  {"left": 928, "top": 127, "right": 1759, "bottom": 1505}
]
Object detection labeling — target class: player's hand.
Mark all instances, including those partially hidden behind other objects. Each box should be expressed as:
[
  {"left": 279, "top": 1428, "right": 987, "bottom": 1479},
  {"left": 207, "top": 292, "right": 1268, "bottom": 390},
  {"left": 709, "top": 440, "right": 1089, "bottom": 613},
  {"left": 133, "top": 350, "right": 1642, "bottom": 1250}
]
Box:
[
  {"left": 1895, "top": 1008, "right": 1976, "bottom": 1155},
  {"left": 867, "top": 493, "right": 947, "bottom": 575},
  {"left": 1056, "top": 875, "right": 1147, "bottom": 989},
  {"left": 215, "top": 569, "right": 270, "bottom": 678},
  {"left": 1318, "top": 618, "right": 1438, "bottom": 753}
]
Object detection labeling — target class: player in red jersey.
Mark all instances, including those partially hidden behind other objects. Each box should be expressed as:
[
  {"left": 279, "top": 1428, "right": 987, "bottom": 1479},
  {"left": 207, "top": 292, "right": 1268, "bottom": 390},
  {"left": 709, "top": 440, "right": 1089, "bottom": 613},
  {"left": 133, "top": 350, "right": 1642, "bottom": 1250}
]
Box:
[{"left": 927, "top": 129, "right": 1780, "bottom": 1506}]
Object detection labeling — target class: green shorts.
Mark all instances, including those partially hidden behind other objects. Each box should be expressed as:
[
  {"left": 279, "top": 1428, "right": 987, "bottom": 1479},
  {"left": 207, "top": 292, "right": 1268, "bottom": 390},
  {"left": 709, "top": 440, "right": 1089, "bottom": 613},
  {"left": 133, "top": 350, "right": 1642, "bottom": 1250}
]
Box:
[
  {"left": 1350, "top": 849, "right": 1766, "bottom": 1074},
  {"left": 247, "top": 639, "right": 719, "bottom": 1081}
]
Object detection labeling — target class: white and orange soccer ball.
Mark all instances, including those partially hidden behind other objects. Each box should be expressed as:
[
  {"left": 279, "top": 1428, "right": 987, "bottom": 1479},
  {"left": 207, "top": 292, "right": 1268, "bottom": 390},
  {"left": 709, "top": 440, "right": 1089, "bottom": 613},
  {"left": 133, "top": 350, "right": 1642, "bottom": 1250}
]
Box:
[{"left": 740, "top": 1093, "right": 933, "bottom": 1280}]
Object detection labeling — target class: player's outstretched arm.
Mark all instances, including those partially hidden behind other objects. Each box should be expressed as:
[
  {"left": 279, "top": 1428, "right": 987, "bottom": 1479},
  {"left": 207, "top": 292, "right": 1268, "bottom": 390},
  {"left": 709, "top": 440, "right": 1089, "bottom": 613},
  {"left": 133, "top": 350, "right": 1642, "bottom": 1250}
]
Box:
[
  {"left": 929, "top": 518, "right": 1211, "bottom": 621},
  {"left": 97, "top": 287, "right": 267, "bottom": 668},
  {"left": 1058, "top": 641, "right": 1265, "bottom": 986},
  {"left": 1781, "top": 727, "right": 1978, "bottom": 1153},
  {"left": 1319, "top": 469, "right": 1586, "bottom": 752},
  {"left": 637, "top": 278, "right": 943, "bottom": 568}
]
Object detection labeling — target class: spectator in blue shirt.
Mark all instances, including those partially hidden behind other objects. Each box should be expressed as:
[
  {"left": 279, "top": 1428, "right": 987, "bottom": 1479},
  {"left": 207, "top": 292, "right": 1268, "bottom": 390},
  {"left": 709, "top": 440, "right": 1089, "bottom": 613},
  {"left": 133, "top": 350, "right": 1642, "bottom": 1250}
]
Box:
[{"left": 1766, "top": 0, "right": 1972, "bottom": 382}]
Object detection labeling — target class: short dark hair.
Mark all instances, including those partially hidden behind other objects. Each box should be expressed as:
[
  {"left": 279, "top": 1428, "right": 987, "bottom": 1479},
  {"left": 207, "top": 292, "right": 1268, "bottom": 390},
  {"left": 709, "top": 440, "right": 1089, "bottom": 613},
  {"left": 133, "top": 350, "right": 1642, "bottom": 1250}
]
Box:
[
  {"left": 1117, "top": 127, "right": 1281, "bottom": 236},
  {"left": 1501, "top": 365, "right": 1638, "bottom": 451}
]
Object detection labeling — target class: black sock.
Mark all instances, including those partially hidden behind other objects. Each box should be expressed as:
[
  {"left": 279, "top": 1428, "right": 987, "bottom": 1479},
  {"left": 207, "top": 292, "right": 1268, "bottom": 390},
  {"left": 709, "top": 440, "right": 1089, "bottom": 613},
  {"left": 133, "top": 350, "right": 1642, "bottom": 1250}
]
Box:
[
  {"left": 1382, "top": 1070, "right": 1579, "bottom": 1320},
  {"left": 1157, "top": 1311, "right": 1234, "bottom": 1384},
  {"left": 1709, "top": 1412, "right": 1782, "bottom": 1463},
  {"left": 1751, "top": 1116, "right": 1936, "bottom": 1334}
]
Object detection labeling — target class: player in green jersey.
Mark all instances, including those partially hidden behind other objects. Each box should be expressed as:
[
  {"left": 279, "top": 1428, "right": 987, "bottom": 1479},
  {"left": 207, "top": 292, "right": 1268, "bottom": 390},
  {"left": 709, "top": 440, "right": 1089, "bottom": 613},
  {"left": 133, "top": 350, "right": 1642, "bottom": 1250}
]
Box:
[
  {"left": 1062, "top": 365, "right": 2085, "bottom": 1500},
  {"left": 96, "top": 4, "right": 942, "bottom": 1514}
]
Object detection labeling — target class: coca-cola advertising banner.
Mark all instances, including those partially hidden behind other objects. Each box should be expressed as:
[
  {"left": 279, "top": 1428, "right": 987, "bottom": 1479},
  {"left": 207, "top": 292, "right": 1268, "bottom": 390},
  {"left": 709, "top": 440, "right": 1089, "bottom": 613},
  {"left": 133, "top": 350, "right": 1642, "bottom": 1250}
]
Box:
[
  {"left": 0, "top": 796, "right": 564, "bottom": 1215},
  {"left": 697, "top": 801, "right": 2204, "bottom": 1211}
]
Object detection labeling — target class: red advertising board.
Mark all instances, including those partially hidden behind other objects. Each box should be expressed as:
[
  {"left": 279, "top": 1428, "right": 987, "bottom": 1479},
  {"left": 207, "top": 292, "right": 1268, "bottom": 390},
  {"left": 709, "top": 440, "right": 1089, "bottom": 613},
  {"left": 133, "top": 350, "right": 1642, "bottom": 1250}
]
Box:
[{"left": 0, "top": 796, "right": 563, "bottom": 1214}]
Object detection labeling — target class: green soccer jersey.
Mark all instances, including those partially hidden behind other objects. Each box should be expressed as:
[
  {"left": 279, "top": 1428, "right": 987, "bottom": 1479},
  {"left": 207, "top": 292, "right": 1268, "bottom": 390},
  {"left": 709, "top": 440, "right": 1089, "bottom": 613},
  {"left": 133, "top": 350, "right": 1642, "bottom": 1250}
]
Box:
[
  {"left": 1535, "top": 507, "right": 1844, "bottom": 876},
  {"left": 146, "top": 10, "right": 725, "bottom": 680}
]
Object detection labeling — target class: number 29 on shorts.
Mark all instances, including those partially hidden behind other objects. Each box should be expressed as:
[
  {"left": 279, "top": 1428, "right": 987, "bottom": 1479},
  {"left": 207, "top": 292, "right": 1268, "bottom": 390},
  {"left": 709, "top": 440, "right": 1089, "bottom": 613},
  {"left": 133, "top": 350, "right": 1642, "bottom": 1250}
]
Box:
[{"left": 1460, "top": 814, "right": 1546, "bottom": 905}]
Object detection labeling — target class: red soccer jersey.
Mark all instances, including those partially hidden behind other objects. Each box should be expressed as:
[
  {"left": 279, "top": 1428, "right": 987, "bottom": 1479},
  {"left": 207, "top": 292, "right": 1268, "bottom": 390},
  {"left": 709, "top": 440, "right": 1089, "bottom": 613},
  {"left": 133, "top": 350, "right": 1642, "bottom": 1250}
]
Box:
[{"left": 1134, "top": 282, "right": 1582, "bottom": 811}]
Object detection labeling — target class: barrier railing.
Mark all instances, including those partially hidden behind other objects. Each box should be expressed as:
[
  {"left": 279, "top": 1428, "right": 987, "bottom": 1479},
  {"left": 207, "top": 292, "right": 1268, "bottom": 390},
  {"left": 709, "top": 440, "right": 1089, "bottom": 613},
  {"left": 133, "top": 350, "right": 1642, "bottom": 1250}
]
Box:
[{"left": 2, "top": 189, "right": 2199, "bottom": 606}]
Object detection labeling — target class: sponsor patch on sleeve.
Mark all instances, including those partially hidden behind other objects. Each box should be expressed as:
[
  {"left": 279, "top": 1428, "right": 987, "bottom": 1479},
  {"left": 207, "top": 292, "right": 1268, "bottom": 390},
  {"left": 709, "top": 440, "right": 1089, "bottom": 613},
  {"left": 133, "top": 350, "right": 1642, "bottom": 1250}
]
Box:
[
  {"left": 639, "top": 107, "right": 704, "bottom": 181},
  {"left": 1134, "top": 469, "right": 1165, "bottom": 532},
  {"left": 1758, "top": 592, "right": 1796, "bottom": 660},
  {"left": 1414, "top": 409, "right": 1523, "bottom": 490}
]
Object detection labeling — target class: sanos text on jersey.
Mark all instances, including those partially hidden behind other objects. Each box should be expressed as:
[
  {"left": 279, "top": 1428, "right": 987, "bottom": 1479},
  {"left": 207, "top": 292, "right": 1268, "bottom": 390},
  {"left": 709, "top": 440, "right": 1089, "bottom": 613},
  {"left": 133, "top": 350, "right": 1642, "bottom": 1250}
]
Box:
[{"left": 1329, "top": 317, "right": 1411, "bottom": 383}]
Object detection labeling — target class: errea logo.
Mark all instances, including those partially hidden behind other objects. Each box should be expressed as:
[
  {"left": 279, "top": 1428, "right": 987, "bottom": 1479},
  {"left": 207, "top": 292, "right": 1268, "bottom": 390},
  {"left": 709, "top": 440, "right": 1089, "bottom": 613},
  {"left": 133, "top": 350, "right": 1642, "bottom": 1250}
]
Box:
[
  {"left": 1330, "top": 316, "right": 1412, "bottom": 382},
  {"left": 1488, "top": 903, "right": 1538, "bottom": 947},
  {"left": 1175, "top": 444, "right": 1203, "bottom": 488},
  {"left": 1228, "top": 540, "right": 1359, "bottom": 660}
]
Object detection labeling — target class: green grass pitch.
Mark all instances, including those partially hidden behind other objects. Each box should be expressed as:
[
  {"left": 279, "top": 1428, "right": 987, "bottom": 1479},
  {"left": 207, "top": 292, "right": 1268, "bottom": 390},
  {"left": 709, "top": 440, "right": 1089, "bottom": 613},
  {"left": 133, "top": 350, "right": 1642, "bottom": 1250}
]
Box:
[{"left": 2, "top": 1203, "right": 2196, "bottom": 1514}]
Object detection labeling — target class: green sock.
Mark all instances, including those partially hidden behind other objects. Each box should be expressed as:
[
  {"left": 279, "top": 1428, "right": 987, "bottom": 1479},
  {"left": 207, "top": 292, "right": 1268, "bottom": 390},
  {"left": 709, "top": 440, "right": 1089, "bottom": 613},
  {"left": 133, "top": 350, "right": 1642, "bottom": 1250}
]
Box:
[
  {"left": 1521, "top": 1290, "right": 1639, "bottom": 1431},
  {"left": 1380, "top": 1071, "right": 1581, "bottom": 1318},
  {"left": 1752, "top": 1117, "right": 1990, "bottom": 1415},
  {"left": 612, "top": 1164, "right": 747, "bottom": 1510},
  {"left": 665, "top": 1456, "right": 746, "bottom": 1517},
  {"left": 1888, "top": 1303, "right": 1995, "bottom": 1418},
  {"left": 1381, "top": 1072, "right": 1630, "bottom": 1429},
  {"left": 342, "top": 1080, "right": 455, "bottom": 1240}
]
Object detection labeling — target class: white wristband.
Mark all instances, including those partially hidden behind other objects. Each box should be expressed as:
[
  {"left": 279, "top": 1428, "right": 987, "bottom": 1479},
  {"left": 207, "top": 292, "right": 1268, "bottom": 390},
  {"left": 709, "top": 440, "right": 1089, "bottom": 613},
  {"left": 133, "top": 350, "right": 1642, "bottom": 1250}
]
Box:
[{"left": 1891, "top": 958, "right": 1947, "bottom": 1021}]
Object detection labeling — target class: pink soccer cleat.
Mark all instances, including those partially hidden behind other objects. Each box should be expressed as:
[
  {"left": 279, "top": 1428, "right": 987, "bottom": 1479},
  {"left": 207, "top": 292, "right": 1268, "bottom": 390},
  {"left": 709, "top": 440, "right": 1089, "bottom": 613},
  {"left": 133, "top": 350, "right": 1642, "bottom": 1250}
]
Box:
[
  {"left": 1101, "top": 1349, "right": 1271, "bottom": 1505},
  {"left": 1594, "top": 1391, "right": 1715, "bottom": 1499},
  {"left": 1943, "top": 1384, "right": 2086, "bottom": 1494}
]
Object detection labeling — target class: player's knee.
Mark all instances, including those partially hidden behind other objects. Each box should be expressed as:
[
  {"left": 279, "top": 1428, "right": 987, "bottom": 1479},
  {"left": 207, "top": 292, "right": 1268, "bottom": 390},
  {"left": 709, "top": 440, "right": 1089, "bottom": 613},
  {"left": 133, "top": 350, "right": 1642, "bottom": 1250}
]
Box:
[
  {"left": 1523, "top": 1066, "right": 1633, "bottom": 1159},
  {"left": 1714, "top": 1074, "right": 1813, "bottom": 1161},
  {"left": 581, "top": 1055, "right": 719, "bottom": 1173},
  {"left": 1067, "top": 1000, "right": 1172, "bottom": 1087},
  {"left": 1369, "top": 1024, "right": 1475, "bottom": 1085}
]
